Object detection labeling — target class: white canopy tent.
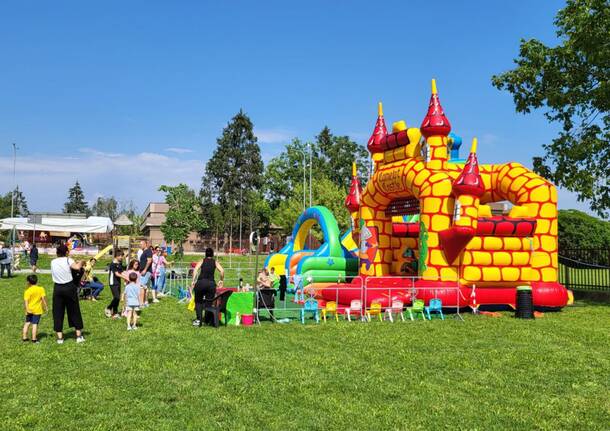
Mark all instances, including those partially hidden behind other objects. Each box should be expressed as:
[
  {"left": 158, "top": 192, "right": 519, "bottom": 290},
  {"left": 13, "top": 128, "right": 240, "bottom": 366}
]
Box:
[{"left": 0, "top": 216, "right": 114, "bottom": 234}]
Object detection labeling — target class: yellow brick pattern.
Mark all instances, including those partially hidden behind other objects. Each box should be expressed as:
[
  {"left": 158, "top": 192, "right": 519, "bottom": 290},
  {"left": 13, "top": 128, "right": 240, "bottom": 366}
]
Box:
[{"left": 358, "top": 102, "right": 560, "bottom": 288}]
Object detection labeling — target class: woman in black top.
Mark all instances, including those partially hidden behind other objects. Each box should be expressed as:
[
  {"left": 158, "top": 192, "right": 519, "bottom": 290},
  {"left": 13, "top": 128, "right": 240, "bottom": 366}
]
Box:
[{"left": 190, "top": 248, "right": 224, "bottom": 326}]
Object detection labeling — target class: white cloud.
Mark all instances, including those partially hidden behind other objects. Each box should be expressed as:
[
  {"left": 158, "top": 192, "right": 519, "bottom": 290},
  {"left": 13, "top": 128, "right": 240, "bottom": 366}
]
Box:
[
  {"left": 480, "top": 133, "right": 500, "bottom": 146},
  {"left": 0, "top": 150, "right": 204, "bottom": 213},
  {"left": 254, "top": 128, "right": 294, "bottom": 144},
  {"left": 165, "top": 147, "right": 194, "bottom": 154},
  {"left": 79, "top": 147, "right": 124, "bottom": 158}
]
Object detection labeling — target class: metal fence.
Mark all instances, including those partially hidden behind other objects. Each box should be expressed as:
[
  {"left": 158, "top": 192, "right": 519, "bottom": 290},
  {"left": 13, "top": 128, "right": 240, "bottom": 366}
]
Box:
[{"left": 559, "top": 248, "right": 610, "bottom": 292}]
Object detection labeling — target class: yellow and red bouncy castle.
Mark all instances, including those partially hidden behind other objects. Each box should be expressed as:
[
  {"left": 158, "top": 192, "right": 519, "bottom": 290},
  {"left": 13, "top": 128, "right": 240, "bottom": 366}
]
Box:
[{"left": 325, "top": 80, "right": 568, "bottom": 309}]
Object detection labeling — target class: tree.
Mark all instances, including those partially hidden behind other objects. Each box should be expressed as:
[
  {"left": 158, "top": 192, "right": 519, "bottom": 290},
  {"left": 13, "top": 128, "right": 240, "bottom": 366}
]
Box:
[
  {"left": 264, "top": 129, "right": 368, "bottom": 209},
  {"left": 63, "top": 181, "right": 90, "bottom": 215},
  {"left": 558, "top": 209, "right": 610, "bottom": 250},
  {"left": 0, "top": 187, "right": 29, "bottom": 218},
  {"left": 202, "top": 110, "right": 264, "bottom": 237},
  {"left": 264, "top": 138, "right": 319, "bottom": 210},
  {"left": 315, "top": 127, "right": 369, "bottom": 189},
  {"left": 114, "top": 200, "right": 144, "bottom": 236},
  {"left": 159, "top": 184, "right": 207, "bottom": 257},
  {"left": 271, "top": 176, "right": 351, "bottom": 239},
  {"left": 91, "top": 196, "right": 118, "bottom": 221},
  {"left": 492, "top": 0, "right": 610, "bottom": 217}
]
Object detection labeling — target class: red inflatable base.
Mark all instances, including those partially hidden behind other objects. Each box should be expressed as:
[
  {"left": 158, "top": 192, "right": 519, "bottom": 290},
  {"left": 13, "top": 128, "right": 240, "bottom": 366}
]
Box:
[{"left": 318, "top": 278, "right": 568, "bottom": 309}]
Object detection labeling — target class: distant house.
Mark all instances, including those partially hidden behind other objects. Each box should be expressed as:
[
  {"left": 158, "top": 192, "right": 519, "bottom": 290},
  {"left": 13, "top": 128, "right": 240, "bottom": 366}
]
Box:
[{"left": 140, "top": 202, "right": 201, "bottom": 252}]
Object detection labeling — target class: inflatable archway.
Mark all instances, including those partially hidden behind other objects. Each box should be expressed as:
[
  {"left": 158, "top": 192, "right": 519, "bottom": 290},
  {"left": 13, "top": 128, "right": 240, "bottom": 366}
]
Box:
[{"left": 264, "top": 206, "right": 358, "bottom": 283}]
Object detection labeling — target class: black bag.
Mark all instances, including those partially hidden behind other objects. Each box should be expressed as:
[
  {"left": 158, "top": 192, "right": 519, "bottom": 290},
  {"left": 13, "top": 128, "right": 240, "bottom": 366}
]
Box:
[
  {"left": 68, "top": 258, "right": 84, "bottom": 286},
  {"left": 0, "top": 251, "right": 6, "bottom": 261}
]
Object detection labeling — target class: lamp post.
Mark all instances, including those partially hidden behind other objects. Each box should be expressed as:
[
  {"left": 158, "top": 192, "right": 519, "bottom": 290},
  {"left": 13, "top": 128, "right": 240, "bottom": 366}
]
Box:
[
  {"left": 239, "top": 185, "right": 243, "bottom": 255},
  {"left": 302, "top": 148, "right": 306, "bottom": 212},
  {"left": 308, "top": 142, "right": 312, "bottom": 208},
  {"left": 10, "top": 143, "right": 17, "bottom": 255}
]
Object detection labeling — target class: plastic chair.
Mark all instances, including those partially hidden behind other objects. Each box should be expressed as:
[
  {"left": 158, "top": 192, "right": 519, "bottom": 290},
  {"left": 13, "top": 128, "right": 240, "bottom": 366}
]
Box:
[
  {"left": 255, "top": 288, "right": 277, "bottom": 323},
  {"left": 425, "top": 298, "right": 444, "bottom": 320},
  {"left": 407, "top": 299, "right": 427, "bottom": 320},
  {"left": 203, "top": 290, "right": 233, "bottom": 328},
  {"left": 321, "top": 301, "right": 339, "bottom": 322},
  {"left": 365, "top": 301, "right": 383, "bottom": 322},
  {"left": 345, "top": 299, "right": 364, "bottom": 321},
  {"left": 384, "top": 300, "right": 405, "bottom": 322},
  {"left": 300, "top": 298, "right": 319, "bottom": 324}
]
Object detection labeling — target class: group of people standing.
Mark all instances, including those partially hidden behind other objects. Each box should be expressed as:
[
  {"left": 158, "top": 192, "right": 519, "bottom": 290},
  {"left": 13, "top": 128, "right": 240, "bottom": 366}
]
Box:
[
  {"left": 24, "top": 239, "right": 228, "bottom": 343},
  {"left": 44, "top": 239, "right": 172, "bottom": 343},
  {"left": 105, "top": 240, "right": 168, "bottom": 320}
]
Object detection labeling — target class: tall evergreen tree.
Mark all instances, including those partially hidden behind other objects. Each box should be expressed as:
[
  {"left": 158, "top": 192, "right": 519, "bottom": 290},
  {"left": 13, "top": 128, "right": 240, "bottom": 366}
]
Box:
[
  {"left": 63, "top": 181, "right": 90, "bottom": 215},
  {"left": 12, "top": 187, "right": 29, "bottom": 217},
  {"left": 202, "top": 110, "right": 264, "bottom": 237}
]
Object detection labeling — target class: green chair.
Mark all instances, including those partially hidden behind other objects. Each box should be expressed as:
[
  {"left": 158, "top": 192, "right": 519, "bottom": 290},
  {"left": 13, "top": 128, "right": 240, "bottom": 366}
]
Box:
[{"left": 407, "top": 299, "right": 427, "bottom": 320}]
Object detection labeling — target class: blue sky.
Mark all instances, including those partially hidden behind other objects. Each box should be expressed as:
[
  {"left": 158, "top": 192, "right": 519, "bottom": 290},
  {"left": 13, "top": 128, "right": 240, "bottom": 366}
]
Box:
[{"left": 0, "top": 0, "right": 590, "bottom": 214}]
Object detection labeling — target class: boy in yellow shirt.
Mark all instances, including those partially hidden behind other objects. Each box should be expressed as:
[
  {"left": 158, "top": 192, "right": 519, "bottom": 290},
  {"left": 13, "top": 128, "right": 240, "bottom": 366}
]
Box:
[{"left": 22, "top": 274, "right": 47, "bottom": 344}]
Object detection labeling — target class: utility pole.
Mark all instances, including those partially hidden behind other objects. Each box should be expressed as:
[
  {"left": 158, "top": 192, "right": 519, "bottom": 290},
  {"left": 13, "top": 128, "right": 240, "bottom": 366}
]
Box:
[
  {"left": 10, "top": 143, "right": 17, "bottom": 253},
  {"left": 308, "top": 142, "right": 312, "bottom": 208},
  {"left": 302, "top": 149, "right": 306, "bottom": 212},
  {"left": 239, "top": 185, "right": 243, "bottom": 255}
]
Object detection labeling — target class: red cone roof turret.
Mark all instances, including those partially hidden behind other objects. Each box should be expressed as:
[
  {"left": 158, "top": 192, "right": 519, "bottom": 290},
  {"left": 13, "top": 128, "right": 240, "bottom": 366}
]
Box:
[
  {"left": 345, "top": 162, "right": 362, "bottom": 212},
  {"left": 452, "top": 138, "right": 485, "bottom": 198},
  {"left": 420, "top": 79, "right": 451, "bottom": 138},
  {"left": 367, "top": 102, "right": 388, "bottom": 153}
]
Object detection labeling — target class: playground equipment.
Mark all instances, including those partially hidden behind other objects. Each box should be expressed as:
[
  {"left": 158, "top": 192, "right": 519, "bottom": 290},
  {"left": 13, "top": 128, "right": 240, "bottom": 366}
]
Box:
[
  {"left": 317, "top": 79, "right": 568, "bottom": 309},
  {"left": 264, "top": 206, "right": 358, "bottom": 285}
]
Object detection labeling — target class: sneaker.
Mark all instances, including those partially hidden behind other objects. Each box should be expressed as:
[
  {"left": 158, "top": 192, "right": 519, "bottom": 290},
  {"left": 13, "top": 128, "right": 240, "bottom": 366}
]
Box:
[
  {"left": 192, "top": 319, "right": 201, "bottom": 327},
  {"left": 104, "top": 309, "right": 112, "bottom": 318},
  {"left": 112, "top": 314, "right": 121, "bottom": 320},
  {"left": 22, "top": 338, "right": 29, "bottom": 342},
  {"left": 76, "top": 336, "right": 85, "bottom": 343},
  {"left": 152, "top": 298, "right": 160, "bottom": 303},
  {"left": 91, "top": 297, "right": 97, "bottom": 302},
  {"left": 56, "top": 338, "right": 64, "bottom": 345},
  {"left": 132, "top": 325, "right": 138, "bottom": 330},
  {"left": 127, "top": 326, "right": 133, "bottom": 331},
  {"left": 32, "top": 339, "right": 40, "bottom": 344},
  {"left": 158, "top": 293, "right": 166, "bottom": 298}
]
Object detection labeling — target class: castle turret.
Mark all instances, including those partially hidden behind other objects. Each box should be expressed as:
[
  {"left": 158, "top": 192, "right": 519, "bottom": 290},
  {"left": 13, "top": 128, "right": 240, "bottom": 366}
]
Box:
[
  {"left": 439, "top": 138, "right": 484, "bottom": 263},
  {"left": 420, "top": 79, "right": 451, "bottom": 171},
  {"left": 367, "top": 102, "right": 388, "bottom": 168},
  {"left": 345, "top": 162, "right": 362, "bottom": 213}
]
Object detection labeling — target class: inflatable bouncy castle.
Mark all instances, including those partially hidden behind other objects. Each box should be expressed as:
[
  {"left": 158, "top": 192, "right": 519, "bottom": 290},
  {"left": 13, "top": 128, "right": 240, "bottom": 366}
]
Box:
[{"left": 268, "top": 80, "right": 568, "bottom": 310}]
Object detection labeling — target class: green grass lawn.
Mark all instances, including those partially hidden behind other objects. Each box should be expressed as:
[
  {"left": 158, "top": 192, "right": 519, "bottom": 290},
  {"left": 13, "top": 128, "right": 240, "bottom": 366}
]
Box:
[{"left": 1, "top": 274, "right": 608, "bottom": 430}]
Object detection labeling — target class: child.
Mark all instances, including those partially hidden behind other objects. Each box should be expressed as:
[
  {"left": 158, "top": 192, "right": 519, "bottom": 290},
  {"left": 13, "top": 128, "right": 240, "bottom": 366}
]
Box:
[
  {"left": 22, "top": 274, "right": 47, "bottom": 343},
  {"left": 124, "top": 272, "right": 142, "bottom": 331}
]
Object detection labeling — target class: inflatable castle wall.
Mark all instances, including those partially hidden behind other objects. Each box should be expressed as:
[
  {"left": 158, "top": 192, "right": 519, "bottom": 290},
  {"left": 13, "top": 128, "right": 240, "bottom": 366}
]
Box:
[{"left": 346, "top": 80, "right": 568, "bottom": 308}]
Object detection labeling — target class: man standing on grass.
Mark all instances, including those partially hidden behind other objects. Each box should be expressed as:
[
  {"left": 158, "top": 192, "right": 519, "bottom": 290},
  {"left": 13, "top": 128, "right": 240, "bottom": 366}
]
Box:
[
  {"left": 0, "top": 242, "right": 13, "bottom": 278},
  {"left": 139, "top": 240, "right": 156, "bottom": 304},
  {"left": 30, "top": 243, "right": 39, "bottom": 273}
]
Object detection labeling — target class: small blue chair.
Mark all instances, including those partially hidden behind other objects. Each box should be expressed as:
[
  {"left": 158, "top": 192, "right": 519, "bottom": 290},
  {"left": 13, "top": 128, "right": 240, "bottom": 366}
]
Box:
[
  {"left": 178, "top": 287, "right": 190, "bottom": 301},
  {"left": 300, "top": 298, "right": 320, "bottom": 324},
  {"left": 425, "top": 298, "right": 444, "bottom": 320}
]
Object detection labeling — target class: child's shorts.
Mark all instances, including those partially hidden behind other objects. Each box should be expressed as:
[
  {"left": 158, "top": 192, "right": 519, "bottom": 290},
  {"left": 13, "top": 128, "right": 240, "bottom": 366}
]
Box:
[
  {"left": 25, "top": 314, "right": 41, "bottom": 324},
  {"left": 126, "top": 305, "right": 139, "bottom": 311}
]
